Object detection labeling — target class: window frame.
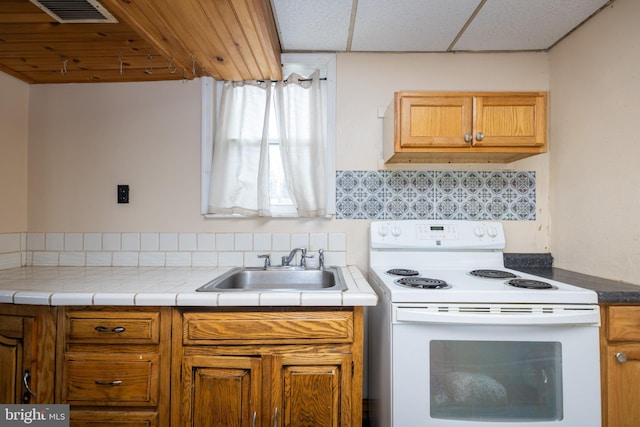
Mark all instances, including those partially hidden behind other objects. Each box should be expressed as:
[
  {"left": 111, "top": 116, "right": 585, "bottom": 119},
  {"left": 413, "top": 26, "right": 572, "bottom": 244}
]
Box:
[{"left": 200, "top": 53, "right": 336, "bottom": 218}]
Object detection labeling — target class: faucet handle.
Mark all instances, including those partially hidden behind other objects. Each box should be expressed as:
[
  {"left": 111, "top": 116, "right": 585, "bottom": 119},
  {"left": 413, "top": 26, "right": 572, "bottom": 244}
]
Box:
[
  {"left": 300, "top": 253, "right": 314, "bottom": 267},
  {"left": 257, "top": 254, "right": 271, "bottom": 269}
]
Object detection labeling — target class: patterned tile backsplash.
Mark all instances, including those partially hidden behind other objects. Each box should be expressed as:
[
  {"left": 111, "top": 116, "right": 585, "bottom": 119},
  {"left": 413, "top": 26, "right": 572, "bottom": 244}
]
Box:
[{"left": 336, "top": 170, "right": 536, "bottom": 220}]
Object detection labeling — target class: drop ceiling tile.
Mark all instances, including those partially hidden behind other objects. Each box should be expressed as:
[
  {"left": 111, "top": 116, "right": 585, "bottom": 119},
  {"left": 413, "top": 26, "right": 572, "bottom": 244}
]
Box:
[
  {"left": 272, "top": 0, "right": 353, "bottom": 51},
  {"left": 453, "top": 0, "right": 609, "bottom": 51},
  {"left": 351, "top": 0, "right": 481, "bottom": 51}
]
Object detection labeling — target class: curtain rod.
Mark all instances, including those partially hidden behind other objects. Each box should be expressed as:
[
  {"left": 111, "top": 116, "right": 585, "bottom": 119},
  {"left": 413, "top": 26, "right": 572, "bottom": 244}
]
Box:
[{"left": 254, "top": 77, "right": 327, "bottom": 84}]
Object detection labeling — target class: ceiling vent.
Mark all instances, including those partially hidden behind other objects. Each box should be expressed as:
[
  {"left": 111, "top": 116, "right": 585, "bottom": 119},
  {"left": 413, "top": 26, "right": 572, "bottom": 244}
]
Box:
[{"left": 29, "top": 0, "right": 118, "bottom": 23}]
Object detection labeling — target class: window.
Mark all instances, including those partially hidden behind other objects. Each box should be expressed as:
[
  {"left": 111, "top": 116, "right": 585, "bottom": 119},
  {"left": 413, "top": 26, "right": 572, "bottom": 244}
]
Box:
[{"left": 201, "top": 54, "right": 336, "bottom": 218}]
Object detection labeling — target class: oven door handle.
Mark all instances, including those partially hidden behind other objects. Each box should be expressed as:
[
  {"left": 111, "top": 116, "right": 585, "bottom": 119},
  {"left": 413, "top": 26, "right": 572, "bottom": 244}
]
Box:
[{"left": 395, "top": 306, "right": 600, "bottom": 326}]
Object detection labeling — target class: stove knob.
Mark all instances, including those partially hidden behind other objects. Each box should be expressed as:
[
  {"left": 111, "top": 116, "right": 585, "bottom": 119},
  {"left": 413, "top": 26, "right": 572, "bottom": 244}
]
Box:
[
  {"left": 474, "top": 225, "right": 485, "bottom": 237},
  {"left": 391, "top": 225, "right": 401, "bottom": 237},
  {"left": 378, "top": 225, "right": 389, "bottom": 237},
  {"left": 487, "top": 226, "right": 499, "bottom": 238}
]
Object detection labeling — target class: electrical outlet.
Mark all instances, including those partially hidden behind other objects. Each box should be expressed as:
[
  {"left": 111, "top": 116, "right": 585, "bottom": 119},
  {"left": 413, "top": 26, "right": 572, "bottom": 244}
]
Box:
[{"left": 117, "top": 185, "right": 129, "bottom": 204}]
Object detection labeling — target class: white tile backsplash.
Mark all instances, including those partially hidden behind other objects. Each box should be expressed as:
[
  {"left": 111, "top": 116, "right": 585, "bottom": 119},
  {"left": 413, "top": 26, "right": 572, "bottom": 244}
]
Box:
[
  {"left": 102, "top": 233, "right": 121, "bottom": 251},
  {"left": 140, "top": 233, "right": 159, "bottom": 251},
  {"left": 197, "top": 233, "right": 215, "bottom": 251},
  {"left": 272, "top": 233, "right": 290, "bottom": 250},
  {"left": 179, "top": 233, "right": 197, "bottom": 251},
  {"left": 46, "top": 233, "right": 64, "bottom": 251},
  {"left": 121, "top": 233, "right": 140, "bottom": 251},
  {"left": 0, "top": 234, "right": 21, "bottom": 252},
  {"left": 253, "top": 233, "right": 271, "bottom": 251},
  {"left": 83, "top": 233, "right": 102, "bottom": 251},
  {"left": 159, "top": 233, "right": 178, "bottom": 251},
  {"left": 7, "top": 231, "right": 346, "bottom": 269},
  {"left": 64, "top": 233, "right": 83, "bottom": 251},
  {"left": 216, "top": 233, "right": 234, "bottom": 251},
  {"left": 234, "top": 233, "right": 253, "bottom": 251}
]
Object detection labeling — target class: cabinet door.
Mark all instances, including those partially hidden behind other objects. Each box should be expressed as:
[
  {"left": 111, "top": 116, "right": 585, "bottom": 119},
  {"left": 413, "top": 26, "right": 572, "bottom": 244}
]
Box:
[
  {"left": 473, "top": 94, "right": 546, "bottom": 147},
  {"left": 398, "top": 94, "right": 473, "bottom": 148},
  {"left": 605, "top": 344, "right": 640, "bottom": 427},
  {"left": 271, "top": 354, "right": 352, "bottom": 427},
  {"left": 181, "top": 355, "right": 261, "bottom": 427},
  {"left": 0, "top": 315, "right": 35, "bottom": 404}
]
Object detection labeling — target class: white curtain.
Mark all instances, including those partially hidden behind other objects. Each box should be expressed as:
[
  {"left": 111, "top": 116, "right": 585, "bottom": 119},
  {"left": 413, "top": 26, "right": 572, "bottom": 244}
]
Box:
[{"left": 207, "top": 71, "right": 326, "bottom": 217}]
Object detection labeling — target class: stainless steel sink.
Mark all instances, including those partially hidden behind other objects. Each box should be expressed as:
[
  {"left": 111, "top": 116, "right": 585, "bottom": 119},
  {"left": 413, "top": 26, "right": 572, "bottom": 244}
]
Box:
[{"left": 196, "top": 267, "right": 347, "bottom": 292}]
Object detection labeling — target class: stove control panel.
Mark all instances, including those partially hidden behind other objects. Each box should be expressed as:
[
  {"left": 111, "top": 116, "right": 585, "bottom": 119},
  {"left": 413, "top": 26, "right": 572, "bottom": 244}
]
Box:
[{"left": 371, "top": 220, "right": 505, "bottom": 250}]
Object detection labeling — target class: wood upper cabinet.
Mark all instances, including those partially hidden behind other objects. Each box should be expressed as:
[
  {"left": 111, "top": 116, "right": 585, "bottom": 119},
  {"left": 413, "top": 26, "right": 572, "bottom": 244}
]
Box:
[
  {"left": 0, "top": 304, "right": 56, "bottom": 405},
  {"left": 173, "top": 307, "right": 363, "bottom": 427},
  {"left": 600, "top": 305, "right": 640, "bottom": 427},
  {"left": 384, "top": 91, "right": 548, "bottom": 163}
]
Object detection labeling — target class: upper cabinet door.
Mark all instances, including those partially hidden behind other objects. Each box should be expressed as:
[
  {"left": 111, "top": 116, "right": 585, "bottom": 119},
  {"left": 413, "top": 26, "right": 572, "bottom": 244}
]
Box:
[
  {"left": 398, "top": 93, "right": 473, "bottom": 148},
  {"left": 473, "top": 93, "right": 547, "bottom": 147}
]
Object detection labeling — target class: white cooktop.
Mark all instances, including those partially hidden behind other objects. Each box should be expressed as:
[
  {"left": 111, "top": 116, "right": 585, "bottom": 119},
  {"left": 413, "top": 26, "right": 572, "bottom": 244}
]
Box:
[{"left": 369, "top": 220, "right": 597, "bottom": 305}]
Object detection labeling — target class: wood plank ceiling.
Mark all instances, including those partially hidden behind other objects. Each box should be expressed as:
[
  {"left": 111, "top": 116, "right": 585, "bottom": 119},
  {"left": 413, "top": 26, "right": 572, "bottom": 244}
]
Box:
[{"left": 0, "top": 0, "right": 282, "bottom": 84}]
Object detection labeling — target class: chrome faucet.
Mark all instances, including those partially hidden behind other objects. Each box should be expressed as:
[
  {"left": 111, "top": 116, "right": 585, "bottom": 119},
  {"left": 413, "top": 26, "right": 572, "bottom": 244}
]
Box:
[
  {"left": 281, "top": 248, "right": 313, "bottom": 267},
  {"left": 318, "top": 249, "right": 324, "bottom": 269},
  {"left": 257, "top": 254, "right": 271, "bottom": 269}
]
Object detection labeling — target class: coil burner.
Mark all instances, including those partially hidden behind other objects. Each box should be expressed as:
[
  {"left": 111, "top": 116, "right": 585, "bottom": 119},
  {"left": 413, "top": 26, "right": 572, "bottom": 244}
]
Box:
[
  {"left": 386, "top": 269, "right": 420, "bottom": 276},
  {"left": 395, "top": 277, "right": 451, "bottom": 289},
  {"left": 507, "top": 278, "right": 556, "bottom": 290},
  {"left": 470, "top": 269, "right": 518, "bottom": 279}
]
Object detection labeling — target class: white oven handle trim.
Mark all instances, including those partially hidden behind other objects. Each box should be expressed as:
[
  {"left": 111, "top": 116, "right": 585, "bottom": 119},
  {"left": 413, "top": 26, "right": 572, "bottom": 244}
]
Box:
[{"left": 394, "top": 304, "right": 600, "bottom": 326}]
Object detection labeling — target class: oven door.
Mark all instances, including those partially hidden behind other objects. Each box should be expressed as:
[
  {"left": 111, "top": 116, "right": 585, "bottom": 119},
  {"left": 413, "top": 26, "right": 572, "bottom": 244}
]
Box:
[{"left": 391, "top": 304, "right": 601, "bottom": 427}]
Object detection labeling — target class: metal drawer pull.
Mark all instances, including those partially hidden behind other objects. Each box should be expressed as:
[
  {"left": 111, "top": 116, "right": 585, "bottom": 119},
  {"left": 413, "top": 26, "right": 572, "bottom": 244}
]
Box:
[
  {"left": 273, "top": 408, "right": 278, "bottom": 427},
  {"left": 615, "top": 352, "right": 628, "bottom": 363},
  {"left": 95, "top": 380, "right": 123, "bottom": 386},
  {"left": 476, "top": 131, "right": 485, "bottom": 141},
  {"left": 94, "top": 326, "right": 126, "bottom": 333},
  {"left": 252, "top": 412, "right": 257, "bottom": 427}
]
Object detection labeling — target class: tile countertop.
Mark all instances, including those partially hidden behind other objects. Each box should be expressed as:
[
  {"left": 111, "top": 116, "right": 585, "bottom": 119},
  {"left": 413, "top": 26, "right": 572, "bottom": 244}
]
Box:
[
  {"left": 0, "top": 266, "right": 378, "bottom": 307},
  {"left": 505, "top": 253, "right": 640, "bottom": 304}
]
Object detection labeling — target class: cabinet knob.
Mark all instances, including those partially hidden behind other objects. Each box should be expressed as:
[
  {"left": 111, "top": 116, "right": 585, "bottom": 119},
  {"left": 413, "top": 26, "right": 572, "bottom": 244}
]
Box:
[
  {"left": 464, "top": 133, "right": 473, "bottom": 143},
  {"left": 476, "top": 132, "right": 485, "bottom": 141},
  {"left": 615, "top": 352, "right": 628, "bottom": 363}
]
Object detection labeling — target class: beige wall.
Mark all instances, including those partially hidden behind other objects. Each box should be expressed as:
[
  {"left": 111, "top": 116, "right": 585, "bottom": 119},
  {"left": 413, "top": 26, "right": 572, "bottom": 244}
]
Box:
[
  {"left": 549, "top": 0, "right": 640, "bottom": 284},
  {"left": 24, "top": 52, "right": 551, "bottom": 273},
  {"left": 0, "top": 73, "right": 29, "bottom": 233}
]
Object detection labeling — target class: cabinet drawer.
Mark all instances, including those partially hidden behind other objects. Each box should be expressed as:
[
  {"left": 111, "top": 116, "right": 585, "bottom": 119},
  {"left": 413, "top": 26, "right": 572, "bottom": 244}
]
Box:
[
  {"left": 607, "top": 306, "right": 640, "bottom": 341},
  {"left": 63, "top": 354, "right": 159, "bottom": 406},
  {"left": 66, "top": 311, "right": 160, "bottom": 344},
  {"left": 70, "top": 410, "right": 158, "bottom": 427},
  {"left": 183, "top": 311, "right": 354, "bottom": 344}
]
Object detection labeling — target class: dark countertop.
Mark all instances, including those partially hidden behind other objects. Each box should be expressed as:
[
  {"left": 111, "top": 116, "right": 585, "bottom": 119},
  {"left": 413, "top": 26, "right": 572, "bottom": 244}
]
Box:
[{"left": 505, "top": 254, "right": 640, "bottom": 304}]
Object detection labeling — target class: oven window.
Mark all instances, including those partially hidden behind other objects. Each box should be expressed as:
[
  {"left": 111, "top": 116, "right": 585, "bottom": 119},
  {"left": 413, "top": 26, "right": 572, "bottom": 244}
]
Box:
[{"left": 430, "top": 340, "right": 563, "bottom": 421}]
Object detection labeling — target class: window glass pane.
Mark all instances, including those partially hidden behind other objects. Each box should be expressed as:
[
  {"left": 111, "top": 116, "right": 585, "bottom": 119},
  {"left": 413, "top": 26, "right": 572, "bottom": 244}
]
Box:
[
  {"left": 268, "top": 144, "right": 292, "bottom": 206},
  {"left": 430, "top": 340, "right": 563, "bottom": 421}
]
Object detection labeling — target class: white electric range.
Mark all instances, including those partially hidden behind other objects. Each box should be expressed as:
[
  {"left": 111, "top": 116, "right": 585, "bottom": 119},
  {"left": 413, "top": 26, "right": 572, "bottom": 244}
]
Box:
[{"left": 367, "top": 220, "right": 601, "bottom": 427}]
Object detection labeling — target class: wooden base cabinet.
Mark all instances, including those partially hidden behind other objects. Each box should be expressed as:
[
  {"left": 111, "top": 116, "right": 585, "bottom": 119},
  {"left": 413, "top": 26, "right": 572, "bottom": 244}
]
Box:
[
  {"left": 601, "top": 305, "right": 640, "bottom": 427},
  {"left": 57, "top": 307, "right": 171, "bottom": 427},
  {"left": 0, "top": 304, "right": 57, "bottom": 404},
  {"left": 173, "top": 307, "right": 363, "bottom": 427}
]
